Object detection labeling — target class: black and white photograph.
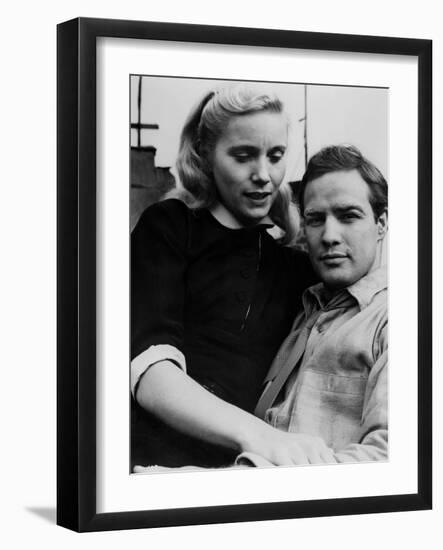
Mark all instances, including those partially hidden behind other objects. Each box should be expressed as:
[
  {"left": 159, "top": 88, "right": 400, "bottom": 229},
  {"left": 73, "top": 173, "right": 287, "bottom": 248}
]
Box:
[
  {"left": 2, "top": 0, "right": 440, "bottom": 546},
  {"left": 54, "top": 16, "right": 432, "bottom": 534},
  {"left": 129, "top": 76, "right": 389, "bottom": 473}
]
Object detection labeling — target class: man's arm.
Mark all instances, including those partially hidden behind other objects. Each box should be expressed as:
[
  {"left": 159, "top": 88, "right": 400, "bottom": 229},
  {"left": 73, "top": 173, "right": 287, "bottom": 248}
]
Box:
[
  {"left": 239, "top": 325, "right": 388, "bottom": 467},
  {"left": 332, "top": 347, "right": 388, "bottom": 463}
]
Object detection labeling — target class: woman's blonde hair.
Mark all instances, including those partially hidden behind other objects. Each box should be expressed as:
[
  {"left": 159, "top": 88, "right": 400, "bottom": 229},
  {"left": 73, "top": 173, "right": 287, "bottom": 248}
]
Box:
[{"left": 170, "top": 86, "right": 300, "bottom": 245}]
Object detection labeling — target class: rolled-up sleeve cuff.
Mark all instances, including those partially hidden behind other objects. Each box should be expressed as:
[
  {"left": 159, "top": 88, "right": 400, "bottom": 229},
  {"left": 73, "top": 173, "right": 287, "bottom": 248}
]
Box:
[
  {"left": 234, "top": 452, "right": 274, "bottom": 468},
  {"left": 131, "top": 344, "right": 186, "bottom": 398}
]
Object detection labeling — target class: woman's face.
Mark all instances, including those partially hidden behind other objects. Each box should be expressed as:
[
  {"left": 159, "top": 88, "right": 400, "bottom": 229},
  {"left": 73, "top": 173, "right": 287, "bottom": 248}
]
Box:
[{"left": 210, "top": 111, "right": 288, "bottom": 226}]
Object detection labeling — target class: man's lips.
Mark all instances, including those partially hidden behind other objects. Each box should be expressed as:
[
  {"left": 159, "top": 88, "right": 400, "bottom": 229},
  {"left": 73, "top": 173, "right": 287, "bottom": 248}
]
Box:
[
  {"left": 318, "top": 253, "right": 349, "bottom": 266},
  {"left": 320, "top": 252, "right": 348, "bottom": 260}
]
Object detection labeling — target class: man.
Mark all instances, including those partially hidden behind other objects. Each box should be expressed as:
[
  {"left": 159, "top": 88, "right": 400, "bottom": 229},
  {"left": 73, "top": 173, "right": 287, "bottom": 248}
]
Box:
[
  {"left": 134, "top": 144, "right": 388, "bottom": 474},
  {"left": 242, "top": 144, "right": 388, "bottom": 465}
]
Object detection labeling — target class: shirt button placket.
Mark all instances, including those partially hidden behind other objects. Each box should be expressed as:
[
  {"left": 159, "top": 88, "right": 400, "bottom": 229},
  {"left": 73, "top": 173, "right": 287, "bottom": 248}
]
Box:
[{"left": 237, "top": 243, "right": 257, "bottom": 330}]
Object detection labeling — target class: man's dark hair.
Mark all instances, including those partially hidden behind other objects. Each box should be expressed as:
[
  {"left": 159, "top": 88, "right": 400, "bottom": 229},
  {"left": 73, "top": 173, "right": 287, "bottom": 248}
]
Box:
[{"left": 299, "top": 144, "right": 388, "bottom": 219}]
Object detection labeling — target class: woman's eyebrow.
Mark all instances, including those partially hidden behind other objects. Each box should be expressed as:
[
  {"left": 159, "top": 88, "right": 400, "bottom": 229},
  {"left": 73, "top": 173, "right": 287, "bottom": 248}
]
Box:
[
  {"left": 227, "top": 144, "right": 287, "bottom": 152},
  {"left": 227, "top": 145, "right": 258, "bottom": 153},
  {"left": 269, "top": 145, "right": 287, "bottom": 151}
]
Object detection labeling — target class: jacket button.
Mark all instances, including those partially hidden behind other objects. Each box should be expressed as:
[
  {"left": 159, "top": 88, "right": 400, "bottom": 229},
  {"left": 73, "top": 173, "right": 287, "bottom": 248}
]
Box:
[
  {"left": 235, "top": 291, "right": 247, "bottom": 303},
  {"left": 240, "top": 268, "right": 251, "bottom": 279}
]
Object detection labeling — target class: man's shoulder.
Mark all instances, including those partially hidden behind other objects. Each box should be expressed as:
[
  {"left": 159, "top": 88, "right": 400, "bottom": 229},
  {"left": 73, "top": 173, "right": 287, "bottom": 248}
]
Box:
[{"left": 347, "top": 267, "right": 388, "bottom": 311}]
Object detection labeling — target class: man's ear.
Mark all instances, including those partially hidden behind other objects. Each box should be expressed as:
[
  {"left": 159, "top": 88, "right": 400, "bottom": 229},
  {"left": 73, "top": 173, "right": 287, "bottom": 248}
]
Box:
[{"left": 376, "top": 210, "right": 388, "bottom": 240}]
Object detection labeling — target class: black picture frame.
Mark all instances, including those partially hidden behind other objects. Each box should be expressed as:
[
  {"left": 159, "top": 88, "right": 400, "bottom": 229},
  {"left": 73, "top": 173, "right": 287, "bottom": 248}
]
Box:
[{"left": 57, "top": 17, "right": 432, "bottom": 532}]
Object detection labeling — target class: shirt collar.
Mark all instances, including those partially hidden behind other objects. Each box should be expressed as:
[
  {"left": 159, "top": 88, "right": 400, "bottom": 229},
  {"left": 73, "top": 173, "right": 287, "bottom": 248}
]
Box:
[{"left": 303, "top": 266, "right": 387, "bottom": 314}]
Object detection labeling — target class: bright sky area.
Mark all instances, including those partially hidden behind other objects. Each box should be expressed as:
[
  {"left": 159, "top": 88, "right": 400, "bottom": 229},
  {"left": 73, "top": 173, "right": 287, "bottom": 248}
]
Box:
[{"left": 130, "top": 75, "right": 388, "bottom": 182}]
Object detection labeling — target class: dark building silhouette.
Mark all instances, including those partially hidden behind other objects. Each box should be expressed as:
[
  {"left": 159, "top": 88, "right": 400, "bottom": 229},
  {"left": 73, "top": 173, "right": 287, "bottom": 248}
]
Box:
[{"left": 130, "top": 146, "right": 176, "bottom": 231}]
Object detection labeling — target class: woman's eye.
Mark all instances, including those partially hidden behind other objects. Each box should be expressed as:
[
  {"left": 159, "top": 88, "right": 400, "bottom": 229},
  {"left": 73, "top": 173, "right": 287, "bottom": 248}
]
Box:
[
  {"left": 233, "top": 153, "right": 251, "bottom": 163},
  {"left": 269, "top": 151, "right": 284, "bottom": 164}
]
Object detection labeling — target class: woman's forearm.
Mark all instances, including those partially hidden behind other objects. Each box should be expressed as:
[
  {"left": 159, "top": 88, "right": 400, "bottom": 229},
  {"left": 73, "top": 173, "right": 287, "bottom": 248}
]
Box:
[
  {"left": 134, "top": 361, "right": 333, "bottom": 466},
  {"left": 135, "top": 360, "right": 268, "bottom": 452}
]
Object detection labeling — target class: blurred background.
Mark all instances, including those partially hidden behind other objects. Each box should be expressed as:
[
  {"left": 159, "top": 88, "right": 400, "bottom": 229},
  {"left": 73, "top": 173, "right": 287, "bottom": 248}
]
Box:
[{"left": 130, "top": 75, "right": 388, "bottom": 230}]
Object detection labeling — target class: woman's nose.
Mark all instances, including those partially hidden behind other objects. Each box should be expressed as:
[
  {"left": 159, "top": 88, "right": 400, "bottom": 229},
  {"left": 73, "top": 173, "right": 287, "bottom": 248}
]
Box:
[{"left": 251, "top": 158, "right": 270, "bottom": 185}]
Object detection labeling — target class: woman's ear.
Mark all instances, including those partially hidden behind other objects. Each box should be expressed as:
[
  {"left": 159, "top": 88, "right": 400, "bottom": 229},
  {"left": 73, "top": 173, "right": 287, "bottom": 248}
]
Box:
[{"left": 199, "top": 144, "right": 214, "bottom": 176}]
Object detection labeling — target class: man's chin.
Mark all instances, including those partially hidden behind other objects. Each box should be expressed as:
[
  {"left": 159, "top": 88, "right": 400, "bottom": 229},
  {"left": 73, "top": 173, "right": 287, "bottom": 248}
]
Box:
[{"left": 318, "top": 269, "right": 351, "bottom": 290}]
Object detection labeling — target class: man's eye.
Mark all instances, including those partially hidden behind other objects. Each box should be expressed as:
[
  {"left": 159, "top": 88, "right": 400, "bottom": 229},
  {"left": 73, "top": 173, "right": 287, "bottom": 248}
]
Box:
[
  {"left": 305, "top": 217, "right": 323, "bottom": 227},
  {"left": 340, "top": 213, "right": 360, "bottom": 222}
]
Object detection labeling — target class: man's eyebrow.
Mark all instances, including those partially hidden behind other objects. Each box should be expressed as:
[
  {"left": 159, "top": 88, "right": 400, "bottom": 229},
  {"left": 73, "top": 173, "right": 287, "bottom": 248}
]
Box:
[
  {"left": 304, "top": 209, "right": 323, "bottom": 217},
  {"left": 333, "top": 204, "right": 365, "bottom": 214},
  {"left": 304, "top": 204, "right": 366, "bottom": 216}
]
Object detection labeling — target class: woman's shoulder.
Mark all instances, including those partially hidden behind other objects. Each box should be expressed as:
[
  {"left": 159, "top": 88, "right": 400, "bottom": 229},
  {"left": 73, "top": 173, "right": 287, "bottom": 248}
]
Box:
[
  {"left": 135, "top": 198, "right": 192, "bottom": 233},
  {"left": 283, "top": 246, "right": 319, "bottom": 289},
  {"left": 143, "top": 197, "right": 190, "bottom": 219}
]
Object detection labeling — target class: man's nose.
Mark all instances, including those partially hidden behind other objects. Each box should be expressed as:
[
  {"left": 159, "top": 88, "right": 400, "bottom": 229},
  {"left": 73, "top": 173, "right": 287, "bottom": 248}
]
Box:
[{"left": 321, "top": 217, "right": 342, "bottom": 245}]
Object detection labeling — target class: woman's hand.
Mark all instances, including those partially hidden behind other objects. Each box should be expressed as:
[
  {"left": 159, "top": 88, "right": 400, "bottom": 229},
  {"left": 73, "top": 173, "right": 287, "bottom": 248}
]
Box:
[
  {"left": 135, "top": 362, "right": 335, "bottom": 467},
  {"left": 240, "top": 425, "right": 336, "bottom": 466}
]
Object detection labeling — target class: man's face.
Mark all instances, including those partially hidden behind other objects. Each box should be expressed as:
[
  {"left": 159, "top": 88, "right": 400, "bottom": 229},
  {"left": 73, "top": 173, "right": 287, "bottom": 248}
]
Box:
[{"left": 303, "top": 169, "right": 387, "bottom": 290}]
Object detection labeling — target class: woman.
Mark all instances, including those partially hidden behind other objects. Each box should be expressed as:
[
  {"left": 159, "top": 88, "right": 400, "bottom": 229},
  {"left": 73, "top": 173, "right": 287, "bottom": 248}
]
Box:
[{"left": 131, "top": 86, "right": 317, "bottom": 468}]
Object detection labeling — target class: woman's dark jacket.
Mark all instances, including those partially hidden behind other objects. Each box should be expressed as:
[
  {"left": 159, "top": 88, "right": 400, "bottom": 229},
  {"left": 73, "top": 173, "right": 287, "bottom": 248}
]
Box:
[{"left": 131, "top": 199, "right": 315, "bottom": 467}]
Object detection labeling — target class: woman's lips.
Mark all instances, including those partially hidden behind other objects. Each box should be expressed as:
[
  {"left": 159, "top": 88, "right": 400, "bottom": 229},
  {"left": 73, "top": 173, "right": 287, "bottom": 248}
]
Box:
[{"left": 244, "top": 192, "right": 271, "bottom": 200}]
